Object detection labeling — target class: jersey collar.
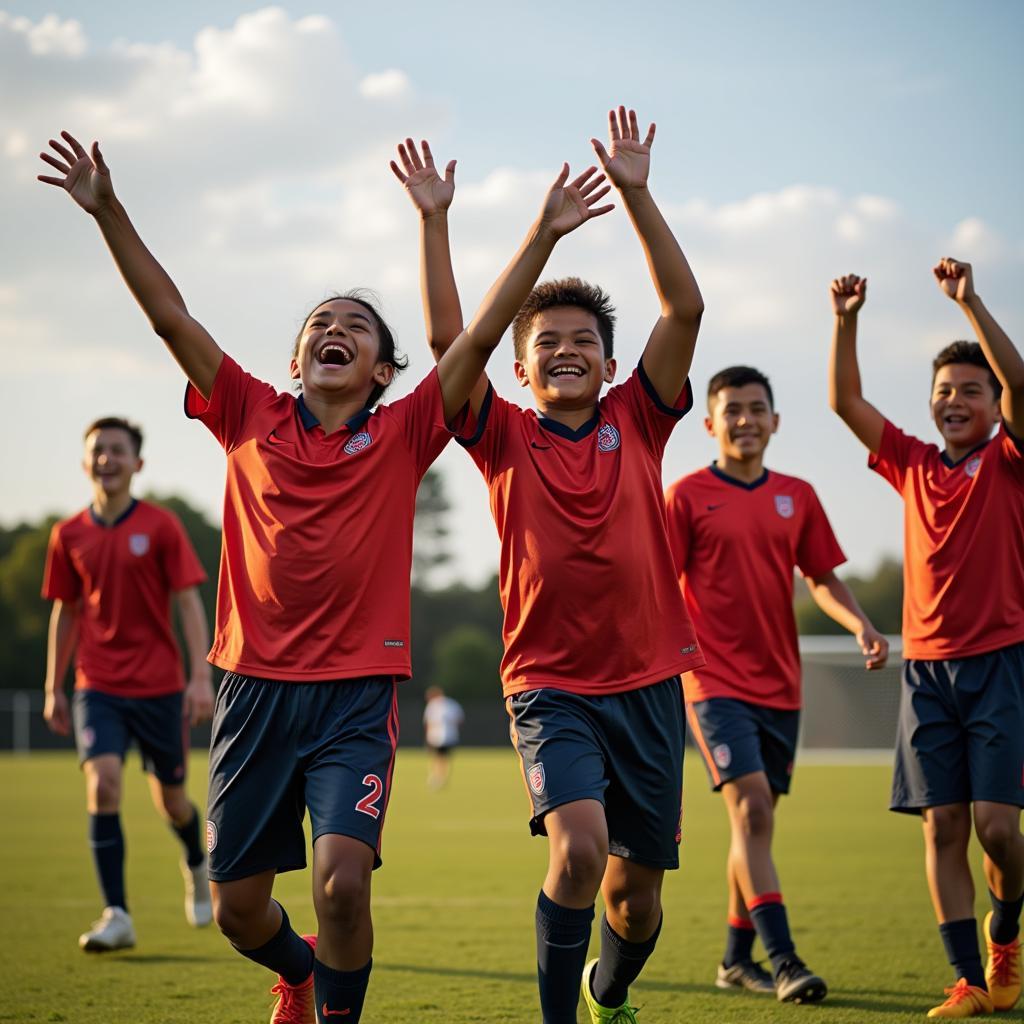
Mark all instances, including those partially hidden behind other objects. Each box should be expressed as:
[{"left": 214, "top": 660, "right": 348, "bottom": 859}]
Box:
[
  {"left": 939, "top": 434, "right": 993, "bottom": 469},
  {"left": 537, "top": 408, "right": 600, "bottom": 441},
  {"left": 89, "top": 497, "right": 139, "bottom": 528},
  {"left": 709, "top": 462, "right": 770, "bottom": 490},
  {"left": 296, "top": 394, "right": 372, "bottom": 434}
]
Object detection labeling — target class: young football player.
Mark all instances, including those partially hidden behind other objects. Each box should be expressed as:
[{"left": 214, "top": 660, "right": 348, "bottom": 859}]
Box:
[
  {"left": 423, "top": 685, "right": 464, "bottom": 790},
  {"left": 665, "top": 365, "right": 889, "bottom": 1003},
  {"left": 40, "top": 128, "right": 610, "bottom": 1024},
  {"left": 829, "top": 261, "right": 1024, "bottom": 1019},
  {"left": 393, "top": 107, "right": 703, "bottom": 1024},
  {"left": 42, "top": 416, "right": 213, "bottom": 951}
]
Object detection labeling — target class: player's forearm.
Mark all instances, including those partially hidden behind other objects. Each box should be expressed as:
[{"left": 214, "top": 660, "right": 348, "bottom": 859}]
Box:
[
  {"left": 959, "top": 294, "right": 1024, "bottom": 422},
  {"left": 829, "top": 314, "right": 865, "bottom": 413},
  {"left": 176, "top": 589, "right": 212, "bottom": 683},
  {"left": 420, "top": 212, "right": 464, "bottom": 361},
  {"left": 45, "top": 602, "right": 79, "bottom": 693},
  {"left": 620, "top": 186, "right": 704, "bottom": 322},
  {"left": 808, "top": 575, "right": 871, "bottom": 636}
]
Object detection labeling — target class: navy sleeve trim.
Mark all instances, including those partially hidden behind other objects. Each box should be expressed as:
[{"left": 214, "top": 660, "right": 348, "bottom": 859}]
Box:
[
  {"left": 183, "top": 381, "right": 201, "bottom": 420},
  {"left": 456, "top": 383, "right": 494, "bottom": 449},
  {"left": 637, "top": 359, "right": 693, "bottom": 419},
  {"left": 1005, "top": 423, "right": 1024, "bottom": 453}
]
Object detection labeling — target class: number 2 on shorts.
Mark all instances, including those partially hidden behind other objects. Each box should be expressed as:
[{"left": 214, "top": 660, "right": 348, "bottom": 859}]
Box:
[{"left": 355, "top": 774, "right": 384, "bottom": 819}]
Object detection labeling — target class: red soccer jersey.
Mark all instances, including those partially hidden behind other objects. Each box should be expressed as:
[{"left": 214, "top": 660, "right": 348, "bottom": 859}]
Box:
[
  {"left": 187, "top": 355, "right": 457, "bottom": 681},
  {"left": 461, "top": 363, "right": 705, "bottom": 698},
  {"left": 42, "top": 500, "right": 207, "bottom": 697},
  {"left": 869, "top": 420, "right": 1024, "bottom": 659},
  {"left": 665, "top": 465, "right": 846, "bottom": 710}
]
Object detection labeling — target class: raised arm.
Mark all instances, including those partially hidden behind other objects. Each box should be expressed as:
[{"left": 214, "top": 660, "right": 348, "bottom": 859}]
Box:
[
  {"left": 828, "top": 275, "right": 886, "bottom": 453},
  {"left": 42, "top": 599, "right": 79, "bottom": 736},
  {"left": 175, "top": 587, "right": 214, "bottom": 727},
  {"left": 592, "top": 107, "right": 704, "bottom": 405},
  {"left": 435, "top": 164, "right": 613, "bottom": 422},
  {"left": 805, "top": 571, "right": 889, "bottom": 670},
  {"left": 934, "top": 257, "right": 1024, "bottom": 436},
  {"left": 38, "top": 131, "right": 223, "bottom": 398}
]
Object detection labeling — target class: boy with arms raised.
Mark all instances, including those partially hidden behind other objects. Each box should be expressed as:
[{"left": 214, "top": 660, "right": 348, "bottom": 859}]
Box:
[
  {"left": 394, "top": 107, "right": 703, "bottom": 1023},
  {"left": 42, "top": 416, "right": 213, "bottom": 951},
  {"left": 664, "top": 366, "right": 888, "bottom": 1002},
  {"left": 829, "top": 260, "right": 1024, "bottom": 1018}
]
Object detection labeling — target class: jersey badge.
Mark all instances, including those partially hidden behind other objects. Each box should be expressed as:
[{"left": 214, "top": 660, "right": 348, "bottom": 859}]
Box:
[
  {"left": 206, "top": 819, "right": 218, "bottom": 853},
  {"left": 964, "top": 454, "right": 982, "bottom": 478},
  {"left": 597, "top": 423, "right": 621, "bottom": 452},
  {"left": 774, "top": 495, "right": 794, "bottom": 519},
  {"left": 80, "top": 726, "right": 96, "bottom": 750},
  {"left": 128, "top": 534, "right": 150, "bottom": 556},
  {"left": 344, "top": 431, "right": 373, "bottom": 455},
  {"left": 528, "top": 762, "right": 546, "bottom": 795},
  {"left": 712, "top": 743, "right": 732, "bottom": 769}
]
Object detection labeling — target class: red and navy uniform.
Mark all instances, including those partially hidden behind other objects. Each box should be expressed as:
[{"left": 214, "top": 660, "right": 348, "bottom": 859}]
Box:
[
  {"left": 189, "top": 355, "right": 463, "bottom": 876},
  {"left": 870, "top": 421, "right": 1024, "bottom": 811},
  {"left": 665, "top": 464, "right": 845, "bottom": 792},
  {"left": 461, "top": 362, "right": 700, "bottom": 865},
  {"left": 42, "top": 500, "right": 206, "bottom": 781}
]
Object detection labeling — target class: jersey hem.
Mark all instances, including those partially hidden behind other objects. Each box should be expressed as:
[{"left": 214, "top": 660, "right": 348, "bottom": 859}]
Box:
[
  {"left": 209, "top": 654, "right": 410, "bottom": 682},
  {"left": 683, "top": 690, "right": 802, "bottom": 712},
  {"left": 501, "top": 656, "right": 700, "bottom": 699},
  {"left": 901, "top": 632, "right": 1024, "bottom": 663},
  {"left": 74, "top": 680, "right": 185, "bottom": 699}
]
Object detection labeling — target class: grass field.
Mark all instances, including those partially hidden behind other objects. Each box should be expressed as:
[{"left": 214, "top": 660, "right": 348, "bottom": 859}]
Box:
[{"left": 2, "top": 749, "right": 1020, "bottom": 1023}]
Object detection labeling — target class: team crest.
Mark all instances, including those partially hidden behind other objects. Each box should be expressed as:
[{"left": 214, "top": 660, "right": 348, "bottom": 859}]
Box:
[
  {"left": 597, "top": 423, "right": 621, "bottom": 452},
  {"left": 128, "top": 533, "right": 150, "bottom": 556},
  {"left": 206, "top": 820, "right": 218, "bottom": 853},
  {"left": 964, "top": 454, "right": 982, "bottom": 478},
  {"left": 774, "top": 495, "right": 794, "bottom": 519},
  {"left": 712, "top": 743, "right": 732, "bottom": 769},
  {"left": 80, "top": 726, "right": 96, "bottom": 749},
  {"left": 344, "top": 431, "right": 373, "bottom": 455},
  {"left": 528, "top": 762, "right": 546, "bottom": 795}
]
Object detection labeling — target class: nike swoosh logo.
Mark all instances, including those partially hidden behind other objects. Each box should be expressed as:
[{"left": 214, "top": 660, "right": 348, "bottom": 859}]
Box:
[
  {"left": 530, "top": 441, "right": 552, "bottom": 451},
  {"left": 706, "top": 503, "right": 727, "bottom": 511},
  {"left": 266, "top": 430, "right": 290, "bottom": 446},
  {"left": 322, "top": 1005, "right": 351, "bottom": 1017}
]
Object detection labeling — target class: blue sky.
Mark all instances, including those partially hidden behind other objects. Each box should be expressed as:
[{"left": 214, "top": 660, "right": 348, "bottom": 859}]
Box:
[{"left": 2, "top": 1, "right": 1022, "bottom": 584}]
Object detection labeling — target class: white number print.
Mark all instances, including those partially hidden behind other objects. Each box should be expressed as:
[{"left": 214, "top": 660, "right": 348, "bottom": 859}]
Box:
[{"left": 354, "top": 774, "right": 384, "bottom": 819}]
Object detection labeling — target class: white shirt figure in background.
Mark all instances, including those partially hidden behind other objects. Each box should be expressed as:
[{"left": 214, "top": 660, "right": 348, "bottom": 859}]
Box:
[{"left": 423, "top": 686, "right": 464, "bottom": 790}]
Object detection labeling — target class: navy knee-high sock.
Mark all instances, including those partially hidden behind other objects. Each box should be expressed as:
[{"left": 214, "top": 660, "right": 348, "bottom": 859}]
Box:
[
  {"left": 314, "top": 958, "right": 372, "bottom": 1024},
  {"left": 235, "top": 902, "right": 315, "bottom": 986},
  {"left": 939, "top": 918, "right": 985, "bottom": 988},
  {"left": 88, "top": 812, "right": 126, "bottom": 911},
  {"left": 170, "top": 804, "right": 205, "bottom": 867},
  {"left": 724, "top": 914, "right": 757, "bottom": 966},
  {"left": 590, "top": 913, "right": 662, "bottom": 1009},
  {"left": 535, "top": 891, "right": 594, "bottom": 1024},
  {"left": 989, "top": 888, "right": 1024, "bottom": 945},
  {"left": 749, "top": 892, "right": 796, "bottom": 976}
]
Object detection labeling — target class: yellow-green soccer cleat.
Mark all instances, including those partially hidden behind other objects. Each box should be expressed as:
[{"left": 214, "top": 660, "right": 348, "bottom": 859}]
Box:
[
  {"left": 926, "top": 978, "right": 994, "bottom": 1018},
  {"left": 983, "top": 911, "right": 1022, "bottom": 1011},
  {"left": 581, "top": 958, "right": 640, "bottom": 1023}
]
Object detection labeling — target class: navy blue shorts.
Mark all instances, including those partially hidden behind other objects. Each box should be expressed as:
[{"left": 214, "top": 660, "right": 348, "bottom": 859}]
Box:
[
  {"left": 686, "top": 698, "right": 800, "bottom": 795},
  {"left": 506, "top": 677, "right": 685, "bottom": 870},
  {"left": 72, "top": 689, "right": 186, "bottom": 786},
  {"left": 206, "top": 673, "right": 399, "bottom": 882},
  {"left": 891, "top": 642, "right": 1024, "bottom": 814}
]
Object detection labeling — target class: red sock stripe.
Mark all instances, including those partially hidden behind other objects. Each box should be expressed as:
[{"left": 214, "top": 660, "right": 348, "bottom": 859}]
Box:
[
  {"left": 747, "top": 892, "right": 783, "bottom": 911},
  {"left": 728, "top": 915, "right": 754, "bottom": 930}
]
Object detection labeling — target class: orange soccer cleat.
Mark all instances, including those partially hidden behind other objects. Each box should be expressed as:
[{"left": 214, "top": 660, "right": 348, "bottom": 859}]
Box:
[
  {"left": 926, "top": 978, "right": 994, "bottom": 1018},
  {"left": 983, "top": 911, "right": 1021, "bottom": 1011},
  {"left": 269, "top": 934, "right": 317, "bottom": 1024}
]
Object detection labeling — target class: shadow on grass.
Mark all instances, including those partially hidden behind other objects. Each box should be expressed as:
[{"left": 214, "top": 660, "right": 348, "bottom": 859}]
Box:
[{"left": 114, "top": 953, "right": 212, "bottom": 965}]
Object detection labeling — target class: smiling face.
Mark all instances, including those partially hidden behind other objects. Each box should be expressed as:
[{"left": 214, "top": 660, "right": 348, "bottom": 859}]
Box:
[
  {"left": 513, "top": 307, "right": 616, "bottom": 409},
  {"left": 290, "top": 298, "right": 393, "bottom": 402},
  {"left": 930, "top": 362, "right": 1000, "bottom": 452},
  {"left": 82, "top": 427, "right": 142, "bottom": 501},
  {"left": 705, "top": 383, "right": 779, "bottom": 462}
]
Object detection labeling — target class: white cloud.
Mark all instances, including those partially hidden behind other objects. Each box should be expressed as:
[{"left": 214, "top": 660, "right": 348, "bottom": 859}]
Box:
[
  {"left": 0, "top": 11, "right": 86, "bottom": 56},
  {"left": 359, "top": 69, "right": 411, "bottom": 99}
]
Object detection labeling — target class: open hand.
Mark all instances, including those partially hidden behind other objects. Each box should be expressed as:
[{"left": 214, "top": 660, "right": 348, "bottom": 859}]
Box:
[
  {"left": 831, "top": 274, "right": 867, "bottom": 316},
  {"left": 43, "top": 690, "right": 71, "bottom": 736},
  {"left": 38, "top": 131, "right": 114, "bottom": 214},
  {"left": 390, "top": 139, "right": 456, "bottom": 217},
  {"left": 933, "top": 257, "right": 975, "bottom": 303},
  {"left": 591, "top": 106, "right": 655, "bottom": 192},
  {"left": 183, "top": 676, "right": 215, "bottom": 727},
  {"left": 857, "top": 626, "right": 889, "bottom": 671},
  {"left": 538, "top": 164, "right": 613, "bottom": 239}
]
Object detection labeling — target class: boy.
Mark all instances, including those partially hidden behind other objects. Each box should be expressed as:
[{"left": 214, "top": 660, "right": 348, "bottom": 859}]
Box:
[
  {"left": 829, "top": 261, "right": 1024, "bottom": 1018},
  {"left": 393, "top": 108, "right": 704, "bottom": 1023},
  {"left": 423, "top": 685, "right": 464, "bottom": 789},
  {"left": 42, "top": 416, "right": 214, "bottom": 951},
  {"left": 664, "top": 365, "right": 889, "bottom": 1002}
]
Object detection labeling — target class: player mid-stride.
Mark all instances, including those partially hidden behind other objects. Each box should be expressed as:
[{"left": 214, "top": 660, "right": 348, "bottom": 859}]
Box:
[
  {"left": 665, "top": 365, "right": 888, "bottom": 1003},
  {"left": 42, "top": 416, "right": 213, "bottom": 952},
  {"left": 829, "top": 261, "right": 1024, "bottom": 1018}
]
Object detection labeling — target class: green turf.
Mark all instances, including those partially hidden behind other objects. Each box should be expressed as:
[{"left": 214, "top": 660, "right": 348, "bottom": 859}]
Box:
[{"left": 1, "top": 750, "right": 1020, "bottom": 1023}]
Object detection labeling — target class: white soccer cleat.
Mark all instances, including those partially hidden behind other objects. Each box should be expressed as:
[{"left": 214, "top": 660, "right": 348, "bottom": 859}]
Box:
[
  {"left": 79, "top": 906, "right": 136, "bottom": 952},
  {"left": 181, "top": 858, "right": 213, "bottom": 928}
]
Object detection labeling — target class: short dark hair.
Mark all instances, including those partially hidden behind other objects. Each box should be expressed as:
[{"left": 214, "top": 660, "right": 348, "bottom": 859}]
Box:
[
  {"left": 292, "top": 290, "right": 409, "bottom": 407},
  {"left": 83, "top": 416, "right": 143, "bottom": 456},
  {"left": 511, "top": 277, "right": 616, "bottom": 361},
  {"left": 706, "top": 365, "right": 774, "bottom": 410},
  {"left": 932, "top": 340, "right": 1002, "bottom": 399}
]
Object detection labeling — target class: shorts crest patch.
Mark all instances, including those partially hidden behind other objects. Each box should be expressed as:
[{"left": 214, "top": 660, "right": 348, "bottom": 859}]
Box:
[
  {"left": 528, "top": 762, "right": 546, "bottom": 795},
  {"left": 712, "top": 743, "right": 732, "bottom": 769},
  {"left": 128, "top": 533, "right": 150, "bottom": 556},
  {"left": 964, "top": 454, "right": 982, "bottom": 478},
  {"left": 344, "top": 431, "right": 373, "bottom": 455},
  {"left": 206, "top": 819, "right": 218, "bottom": 853},
  {"left": 774, "top": 495, "right": 794, "bottom": 519},
  {"left": 80, "top": 725, "right": 96, "bottom": 749},
  {"left": 597, "top": 424, "right": 620, "bottom": 452}
]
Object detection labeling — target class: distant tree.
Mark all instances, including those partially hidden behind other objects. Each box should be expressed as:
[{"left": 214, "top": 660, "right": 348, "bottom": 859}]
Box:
[
  {"left": 430, "top": 624, "right": 503, "bottom": 702},
  {"left": 794, "top": 557, "right": 903, "bottom": 635},
  {"left": 412, "top": 469, "right": 451, "bottom": 590}
]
